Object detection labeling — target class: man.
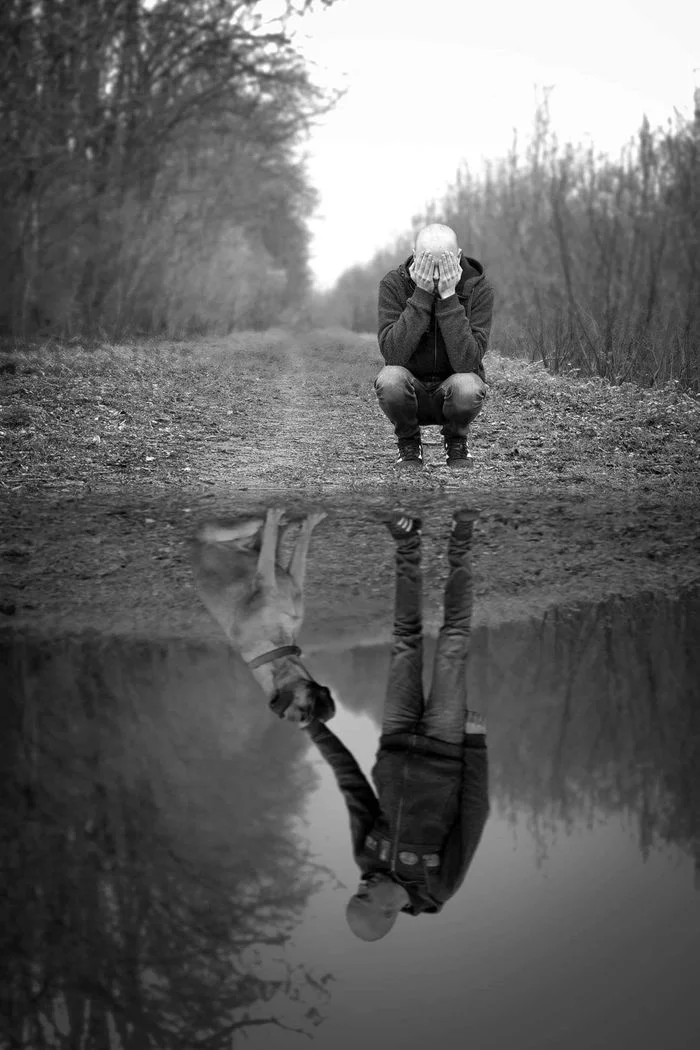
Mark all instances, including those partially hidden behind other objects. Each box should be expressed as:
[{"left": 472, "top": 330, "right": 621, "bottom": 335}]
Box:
[
  {"left": 374, "top": 223, "right": 495, "bottom": 469},
  {"left": 301, "top": 507, "right": 490, "bottom": 940}
]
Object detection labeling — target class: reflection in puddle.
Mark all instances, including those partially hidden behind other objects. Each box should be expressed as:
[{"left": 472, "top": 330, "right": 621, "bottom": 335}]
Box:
[
  {"left": 2, "top": 585, "right": 699, "bottom": 1048},
  {"left": 0, "top": 637, "right": 336, "bottom": 1046},
  {"left": 297, "top": 508, "right": 490, "bottom": 949},
  {"left": 192, "top": 505, "right": 492, "bottom": 945},
  {"left": 308, "top": 585, "right": 700, "bottom": 879}
]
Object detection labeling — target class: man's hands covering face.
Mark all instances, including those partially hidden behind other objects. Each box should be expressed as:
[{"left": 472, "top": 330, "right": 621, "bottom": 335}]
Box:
[
  {"left": 409, "top": 249, "right": 461, "bottom": 298},
  {"left": 436, "top": 251, "right": 461, "bottom": 299},
  {"left": 408, "top": 250, "right": 436, "bottom": 293}
]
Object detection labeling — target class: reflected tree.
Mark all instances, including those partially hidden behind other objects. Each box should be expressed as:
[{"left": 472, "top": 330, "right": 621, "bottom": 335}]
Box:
[
  {"left": 309, "top": 587, "right": 700, "bottom": 882},
  {"left": 0, "top": 636, "right": 338, "bottom": 1049},
  {"left": 475, "top": 588, "right": 700, "bottom": 879}
]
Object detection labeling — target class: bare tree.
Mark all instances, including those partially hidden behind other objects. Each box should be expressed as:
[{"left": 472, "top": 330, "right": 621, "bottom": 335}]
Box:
[{"left": 0, "top": 0, "right": 341, "bottom": 337}]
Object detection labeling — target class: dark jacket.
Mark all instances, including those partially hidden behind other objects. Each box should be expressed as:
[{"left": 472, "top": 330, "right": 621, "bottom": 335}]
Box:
[
  {"left": 304, "top": 720, "right": 490, "bottom": 916},
  {"left": 377, "top": 254, "right": 495, "bottom": 383}
]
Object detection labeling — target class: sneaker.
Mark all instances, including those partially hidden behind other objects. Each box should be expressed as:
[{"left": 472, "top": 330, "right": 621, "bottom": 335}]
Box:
[
  {"left": 452, "top": 506, "right": 479, "bottom": 526},
  {"left": 396, "top": 436, "right": 424, "bottom": 469},
  {"left": 451, "top": 506, "right": 479, "bottom": 537},
  {"left": 444, "top": 436, "right": 473, "bottom": 468},
  {"left": 383, "top": 512, "right": 422, "bottom": 541}
]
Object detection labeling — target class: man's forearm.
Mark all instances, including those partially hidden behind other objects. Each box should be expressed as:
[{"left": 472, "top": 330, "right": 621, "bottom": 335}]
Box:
[
  {"left": 435, "top": 283, "right": 494, "bottom": 373},
  {"left": 378, "top": 280, "right": 434, "bottom": 366},
  {"left": 304, "top": 720, "right": 379, "bottom": 821},
  {"left": 440, "top": 741, "right": 490, "bottom": 896}
]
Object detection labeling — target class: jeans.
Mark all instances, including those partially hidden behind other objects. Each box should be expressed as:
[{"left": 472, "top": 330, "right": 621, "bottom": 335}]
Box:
[
  {"left": 382, "top": 523, "right": 482, "bottom": 746},
  {"left": 374, "top": 365, "right": 487, "bottom": 440}
]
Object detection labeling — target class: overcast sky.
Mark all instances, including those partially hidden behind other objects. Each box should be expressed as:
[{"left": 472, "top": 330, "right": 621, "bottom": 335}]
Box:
[{"left": 280, "top": 0, "right": 700, "bottom": 290}]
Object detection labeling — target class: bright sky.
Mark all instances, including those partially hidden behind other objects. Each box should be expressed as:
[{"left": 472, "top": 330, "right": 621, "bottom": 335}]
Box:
[{"left": 279, "top": 0, "right": 700, "bottom": 290}]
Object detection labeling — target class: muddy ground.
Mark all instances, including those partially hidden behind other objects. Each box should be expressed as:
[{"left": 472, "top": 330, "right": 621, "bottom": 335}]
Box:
[{"left": 1, "top": 329, "right": 699, "bottom": 643}]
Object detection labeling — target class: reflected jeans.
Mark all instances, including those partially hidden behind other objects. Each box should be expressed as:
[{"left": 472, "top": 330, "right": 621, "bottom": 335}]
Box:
[
  {"left": 382, "top": 524, "right": 482, "bottom": 746},
  {"left": 374, "top": 365, "right": 487, "bottom": 440}
]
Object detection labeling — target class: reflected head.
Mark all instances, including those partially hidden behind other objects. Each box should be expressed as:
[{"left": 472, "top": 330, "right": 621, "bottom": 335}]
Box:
[{"left": 345, "top": 874, "right": 403, "bottom": 942}]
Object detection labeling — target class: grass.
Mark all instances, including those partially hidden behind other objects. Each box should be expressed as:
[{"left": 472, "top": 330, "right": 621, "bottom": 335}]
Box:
[
  {"left": 1, "top": 327, "right": 699, "bottom": 499},
  {"left": 1, "top": 326, "right": 699, "bottom": 641}
]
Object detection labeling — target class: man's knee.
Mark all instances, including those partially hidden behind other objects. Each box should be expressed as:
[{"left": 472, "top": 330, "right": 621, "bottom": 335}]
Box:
[
  {"left": 374, "top": 365, "right": 414, "bottom": 397},
  {"left": 442, "top": 372, "right": 487, "bottom": 412}
]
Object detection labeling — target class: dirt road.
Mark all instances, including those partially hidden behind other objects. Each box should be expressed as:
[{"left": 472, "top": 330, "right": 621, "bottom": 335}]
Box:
[{"left": 2, "top": 330, "right": 699, "bottom": 640}]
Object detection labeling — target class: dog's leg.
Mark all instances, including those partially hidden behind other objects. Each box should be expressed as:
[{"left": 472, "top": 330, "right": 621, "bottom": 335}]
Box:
[
  {"left": 276, "top": 520, "right": 296, "bottom": 565},
  {"left": 287, "top": 510, "right": 327, "bottom": 589},
  {"left": 256, "top": 506, "right": 285, "bottom": 587}
]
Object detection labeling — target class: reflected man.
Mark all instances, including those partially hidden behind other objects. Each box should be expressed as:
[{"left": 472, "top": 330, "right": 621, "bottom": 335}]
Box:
[
  {"left": 303, "top": 507, "right": 490, "bottom": 941},
  {"left": 374, "top": 223, "right": 494, "bottom": 469}
]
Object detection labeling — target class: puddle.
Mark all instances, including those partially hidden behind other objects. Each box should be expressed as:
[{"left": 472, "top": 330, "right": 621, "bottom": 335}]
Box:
[{"left": 2, "top": 586, "right": 699, "bottom": 1049}]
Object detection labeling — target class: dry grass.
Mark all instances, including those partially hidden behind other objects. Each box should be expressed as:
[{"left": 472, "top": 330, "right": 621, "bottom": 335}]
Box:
[
  {"left": 1, "top": 327, "right": 698, "bottom": 499},
  {"left": 1, "top": 327, "right": 699, "bottom": 639}
]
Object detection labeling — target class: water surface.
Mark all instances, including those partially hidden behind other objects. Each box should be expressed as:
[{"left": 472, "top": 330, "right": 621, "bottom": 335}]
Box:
[{"left": 2, "top": 588, "right": 698, "bottom": 1050}]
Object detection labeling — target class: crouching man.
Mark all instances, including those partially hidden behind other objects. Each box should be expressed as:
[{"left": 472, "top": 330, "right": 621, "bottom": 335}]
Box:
[
  {"left": 301, "top": 508, "right": 490, "bottom": 940},
  {"left": 374, "top": 222, "right": 495, "bottom": 469}
]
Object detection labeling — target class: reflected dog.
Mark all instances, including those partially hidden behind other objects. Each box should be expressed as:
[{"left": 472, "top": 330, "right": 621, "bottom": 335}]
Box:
[{"left": 191, "top": 506, "right": 335, "bottom": 728}]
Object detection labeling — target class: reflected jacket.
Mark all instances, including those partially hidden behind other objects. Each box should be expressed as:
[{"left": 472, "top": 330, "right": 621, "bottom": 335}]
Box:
[
  {"left": 304, "top": 721, "right": 490, "bottom": 916},
  {"left": 377, "top": 253, "right": 495, "bottom": 383}
]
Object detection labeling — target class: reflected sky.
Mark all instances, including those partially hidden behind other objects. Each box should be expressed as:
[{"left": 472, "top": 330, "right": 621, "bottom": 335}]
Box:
[
  {"left": 282, "top": 709, "right": 698, "bottom": 1050},
  {"left": 251, "top": 588, "right": 700, "bottom": 1049}
]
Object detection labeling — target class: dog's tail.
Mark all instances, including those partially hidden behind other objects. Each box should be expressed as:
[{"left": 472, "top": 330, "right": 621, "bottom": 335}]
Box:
[{"left": 198, "top": 518, "right": 264, "bottom": 544}]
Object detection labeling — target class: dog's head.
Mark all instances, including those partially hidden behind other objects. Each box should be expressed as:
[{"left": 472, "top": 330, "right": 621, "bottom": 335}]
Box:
[{"left": 269, "top": 679, "right": 336, "bottom": 728}]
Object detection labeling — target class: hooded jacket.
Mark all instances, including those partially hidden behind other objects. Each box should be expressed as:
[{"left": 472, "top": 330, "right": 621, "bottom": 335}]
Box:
[
  {"left": 304, "top": 720, "right": 490, "bottom": 915},
  {"left": 377, "top": 254, "right": 495, "bottom": 383}
]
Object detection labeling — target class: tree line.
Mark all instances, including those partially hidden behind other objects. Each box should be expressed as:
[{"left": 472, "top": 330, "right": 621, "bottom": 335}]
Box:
[
  {"left": 315, "top": 89, "right": 700, "bottom": 391},
  {"left": 0, "top": 0, "right": 339, "bottom": 338}
]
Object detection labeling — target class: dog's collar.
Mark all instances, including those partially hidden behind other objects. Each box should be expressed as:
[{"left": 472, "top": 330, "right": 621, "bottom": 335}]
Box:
[{"left": 247, "top": 644, "right": 301, "bottom": 669}]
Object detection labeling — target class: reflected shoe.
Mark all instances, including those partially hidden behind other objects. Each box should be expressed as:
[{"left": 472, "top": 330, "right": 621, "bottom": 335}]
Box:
[
  {"left": 383, "top": 512, "right": 422, "bottom": 542},
  {"left": 396, "top": 436, "right": 424, "bottom": 469},
  {"left": 444, "top": 436, "right": 473, "bottom": 468},
  {"left": 451, "top": 506, "right": 479, "bottom": 537}
]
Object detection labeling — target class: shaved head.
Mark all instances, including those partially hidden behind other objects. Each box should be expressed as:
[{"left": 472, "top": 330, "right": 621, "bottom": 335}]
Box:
[
  {"left": 346, "top": 894, "right": 399, "bottom": 942},
  {"left": 415, "top": 223, "right": 459, "bottom": 256}
]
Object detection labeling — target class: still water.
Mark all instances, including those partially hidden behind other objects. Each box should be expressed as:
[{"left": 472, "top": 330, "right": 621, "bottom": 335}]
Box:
[{"left": 2, "top": 587, "right": 699, "bottom": 1050}]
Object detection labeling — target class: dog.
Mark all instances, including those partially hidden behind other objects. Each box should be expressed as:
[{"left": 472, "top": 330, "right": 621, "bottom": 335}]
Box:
[{"left": 191, "top": 506, "right": 335, "bottom": 728}]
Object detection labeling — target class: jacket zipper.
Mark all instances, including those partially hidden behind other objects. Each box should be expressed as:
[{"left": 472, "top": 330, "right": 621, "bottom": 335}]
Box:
[
  {"left": 393, "top": 732, "right": 417, "bottom": 868},
  {"left": 392, "top": 776, "right": 405, "bottom": 868},
  {"left": 409, "top": 266, "right": 482, "bottom": 374}
]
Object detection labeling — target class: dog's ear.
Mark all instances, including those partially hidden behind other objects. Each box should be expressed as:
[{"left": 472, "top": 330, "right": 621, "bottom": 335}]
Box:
[
  {"left": 269, "top": 691, "right": 293, "bottom": 719},
  {"left": 311, "top": 684, "right": 335, "bottom": 724}
]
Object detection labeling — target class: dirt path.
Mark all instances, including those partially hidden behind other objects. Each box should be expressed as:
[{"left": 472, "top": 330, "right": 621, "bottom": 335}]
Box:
[
  {"left": 2, "top": 330, "right": 699, "bottom": 640},
  {"left": 2, "top": 487, "right": 699, "bottom": 646}
]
